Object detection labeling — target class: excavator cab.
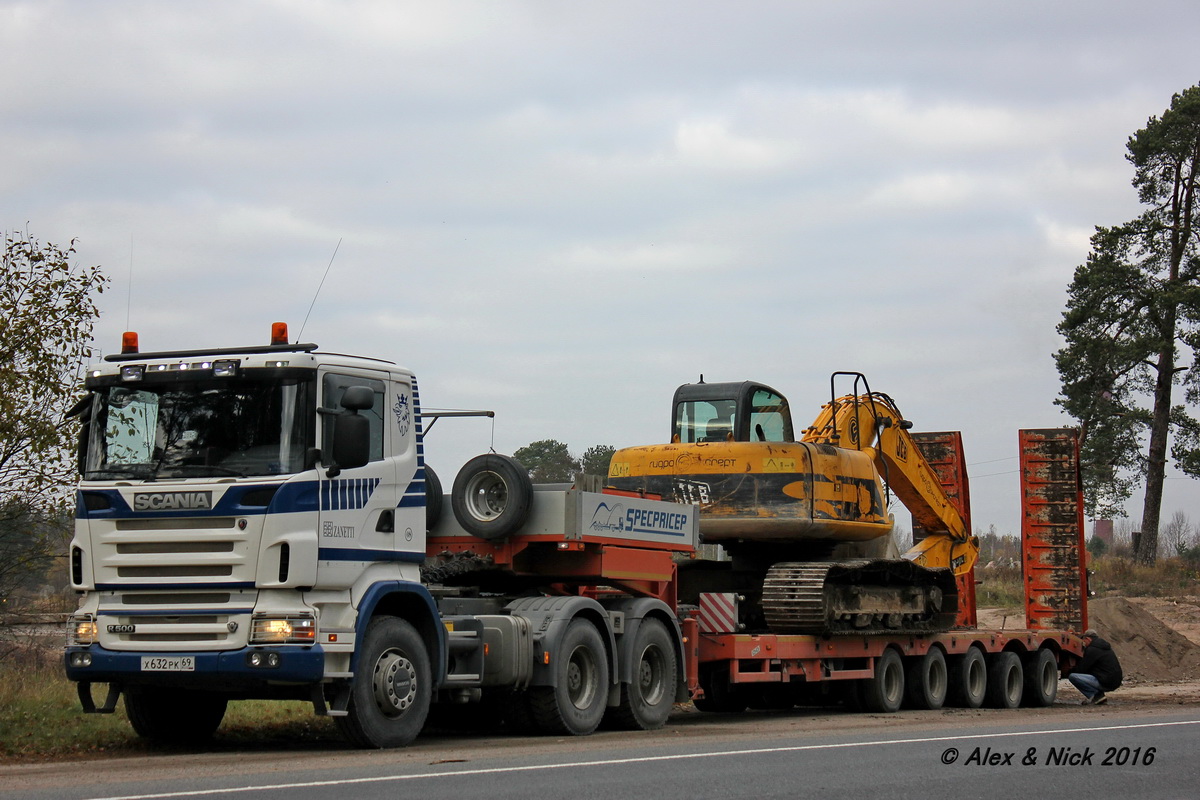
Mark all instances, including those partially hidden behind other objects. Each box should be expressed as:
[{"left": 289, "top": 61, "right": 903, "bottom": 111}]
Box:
[{"left": 672, "top": 381, "right": 795, "bottom": 444}]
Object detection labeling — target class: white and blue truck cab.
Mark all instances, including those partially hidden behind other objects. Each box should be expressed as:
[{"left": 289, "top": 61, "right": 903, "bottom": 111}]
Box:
[{"left": 65, "top": 325, "right": 697, "bottom": 748}]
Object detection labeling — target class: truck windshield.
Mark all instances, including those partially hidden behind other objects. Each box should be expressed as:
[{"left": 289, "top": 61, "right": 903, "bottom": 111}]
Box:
[{"left": 83, "top": 376, "right": 315, "bottom": 480}]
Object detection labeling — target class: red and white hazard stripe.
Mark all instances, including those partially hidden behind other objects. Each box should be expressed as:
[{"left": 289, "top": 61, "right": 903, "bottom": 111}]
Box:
[{"left": 698, "top": 592, "right": 738, "bottom": 633}]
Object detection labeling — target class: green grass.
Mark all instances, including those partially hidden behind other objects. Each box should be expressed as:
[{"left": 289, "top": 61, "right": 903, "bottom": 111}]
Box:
[
  {"left": 974, "top": 565, "right": 1023, "bottom": 611},
  {"left": 1088, "top": 554, "right": 1200, "bottom": 598},
  {"left": 0, "top": 642, "right": 341, "bottom": 762}
]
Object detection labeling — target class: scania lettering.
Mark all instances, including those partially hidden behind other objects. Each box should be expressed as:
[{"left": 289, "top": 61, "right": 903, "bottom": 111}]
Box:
[
  {"left": 65, "top": 327, "right": 1091, "bottom": 750},
  {"left": 132, "top": 492, "right": 213, "bottom": 511}
]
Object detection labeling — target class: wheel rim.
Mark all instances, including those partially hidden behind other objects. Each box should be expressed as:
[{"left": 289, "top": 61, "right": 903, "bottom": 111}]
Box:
[
  {"left": 967, "top": 656, "right": 985, "bottom": 696},
  {"left": 372, "top": 647, "right": 418, "bottom": 718},
  {"left": 463, "top": 470, "right": 509, "bottom": 522},
  {"left": 637, "top": 643, "right": 667, "bottom": 705},
  {"left": 1005, "top": 663, "right": 1022, "bottom": 702},
  {"left": 929, "top": 658, "right": 947, "bottom": 697},
  {"left": 883, "top": 661, "right": 903, "bottom": 703},
  {"left": 566, "top": 644, "right": 600, "bottom": 710},
  {"left": 1038, "top": 656, "right": 1056, "bottom": 695}
]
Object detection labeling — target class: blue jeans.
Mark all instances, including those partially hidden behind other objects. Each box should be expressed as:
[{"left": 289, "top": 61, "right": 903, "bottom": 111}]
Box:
[{"left": 1068, "top": 673, "right": 1103, "bottom": 700}]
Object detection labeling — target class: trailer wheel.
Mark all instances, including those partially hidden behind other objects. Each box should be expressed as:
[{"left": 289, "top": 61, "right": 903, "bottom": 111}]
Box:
[
  {"left": 946, "top": 646, "right": 987, "bottom": 708},
  {"left": 861, "top": 648, "right": 905, "bottom": 713},
  {"left": 693, "top": 664, "right": 747, "bottom": 713},
  {"left": 424, "top": 465, "right": 443, "bottom": 530},
  {"left": 606, "top": 619, "right": 677, "bottom": 730},
  {"left": 1021, "top": 648, "right": 1058, "bottom": 707},
  {"left": 903, "top": 647, "right": 948, "bottom": 710},
  {"left": 337, "top": 616, "right": 431, "bottom": 748},
  {"left": 528, "top": 618, "right": 609, "bottom": 735},
  {"left": 451, "top": 454, "right": 533, "bottom": 540},
  {"left": 984, "top": 651, "right": 1024, "bottom": 709},
  {"left": 125, "top": 687, "right": 227, "bottom": 744}
]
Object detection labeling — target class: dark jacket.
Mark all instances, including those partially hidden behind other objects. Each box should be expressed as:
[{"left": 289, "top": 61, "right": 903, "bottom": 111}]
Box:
[{"left": 1074, "top": 636, "right": 1124, "bottom": 691}]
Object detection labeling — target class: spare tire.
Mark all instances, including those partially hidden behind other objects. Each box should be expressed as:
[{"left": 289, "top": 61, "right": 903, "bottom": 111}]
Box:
[
  {"left": 451, "top": 454, "right": 533, "bottom": 540},
  {"left": 424, "top": 465, "right": 443, "bottom": 531}
]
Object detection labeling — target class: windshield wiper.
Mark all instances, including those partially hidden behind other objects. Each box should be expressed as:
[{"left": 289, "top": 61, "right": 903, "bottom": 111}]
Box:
[
  {"left": 84, "top": 467, "right": 155, "bottom": 481},
  {"left": 160, "top": 464, "right": 248, "bottom": 478}
]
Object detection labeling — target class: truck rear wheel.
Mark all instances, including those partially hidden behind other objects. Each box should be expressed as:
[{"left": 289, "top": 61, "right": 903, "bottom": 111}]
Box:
[
  {"left": 451, "top": 454, "right": 533, "bottom": 540},
  {"left": 985, "top": 651, "right": 1024, "bottom": 708},
  {"left": 946, "top": 646, "right": 987, "bottom": 708},
  {"left": 528, "top": 618, "right": 609, "bottom": 735},
  {"left": 1022, "top": 648, "right": 1058, "bottom": 707},
  {"left": 125, "top": 687, "right": 227, "bottom": 744},
  {"left": 337, "top": 616, "right": 432, "bottom": 748},
  {"left": 861, "top": 648, "right": 905, "bottom": 713},
  {"left": 606, "top": 619, "right": 677, "bottom": 730},
  {"left": 903, "top": 647, "right": 948, "bottom": 710}
]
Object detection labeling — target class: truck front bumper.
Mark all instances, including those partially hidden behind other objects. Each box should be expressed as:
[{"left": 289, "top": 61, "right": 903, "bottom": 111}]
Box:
[{"left": 64, "top": 644, "right": 327, "bottom": 689}]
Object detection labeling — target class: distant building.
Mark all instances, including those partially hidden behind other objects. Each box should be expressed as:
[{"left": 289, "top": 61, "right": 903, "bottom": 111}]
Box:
[{"left": 1093, "top": 518, "right": 1113, "bottom": 545}]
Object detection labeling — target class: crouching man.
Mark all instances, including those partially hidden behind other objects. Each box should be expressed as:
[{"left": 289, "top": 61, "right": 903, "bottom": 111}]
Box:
[{"left": 1067, "top": 629, "right": 1124, "bottom": 705}]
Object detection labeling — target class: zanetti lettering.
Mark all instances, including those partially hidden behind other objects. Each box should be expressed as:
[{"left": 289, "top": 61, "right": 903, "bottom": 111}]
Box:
[
  {"left": 322, "top": 522, "right": 356, "bottom": 539},
  {"left": 132, "top": 492, "right": 213, "bottom": 511},
  {"left": 624, "top": 507, "right": 689, "bottom": 532}
]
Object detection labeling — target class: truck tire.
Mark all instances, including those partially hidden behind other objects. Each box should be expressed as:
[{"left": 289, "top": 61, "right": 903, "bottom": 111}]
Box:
[
  {"left": 337, "top": 616, "right": 432, "bottom": 748},
  {"left": 860, "top": 648, "right": 905, "bottom": 713},
  {"left": 903, "top": 647, "right": 948, "bottom": 710},
  {"left": 528, "top": 618, "right": 609, "bottom": 735},
  {"left": 125, "top": 687, "right": 227, "bottom": 744},
  {"left": 946, "top": 646, "right": 987, "bottom": 708},
  {"left": 1021, "top": 648, "right": 1058, "bottom": 707},
  {"left": 606, "top": 619, "right": 677, "bottom": 730},
  {"left": 985, "top": 651, "right": 1024, "bottom": 709},
  {"left": 424, "top": 465, "right": 443, "bottom": 530},
  {"left": 451, "top": 454, "right": 533, "bottom": 540},
  {"left": 693, "top": 664, "right": 748, "bottom": 713}
]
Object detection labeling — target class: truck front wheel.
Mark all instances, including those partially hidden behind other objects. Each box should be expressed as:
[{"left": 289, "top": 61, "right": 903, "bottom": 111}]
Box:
[
  {"left": 337, "top": 616, "right": 432, "bottom": 748},
  {"left": 125, "top": 687, "right": 227, "bottom": 744},
  {"left": 606, "top": 619, "right": 677, "bottom": 730},
  {"left": 528, "top": 618, "right": 609, "bottom": 735}
]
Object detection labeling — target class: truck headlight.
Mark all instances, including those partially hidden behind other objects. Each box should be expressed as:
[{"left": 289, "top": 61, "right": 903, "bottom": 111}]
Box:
[
  {"left": 68, "top": 616, "right": 98, "bottom": 645},
  {"left": 250, "top": 615, "right": 316, "bottom": 644}
]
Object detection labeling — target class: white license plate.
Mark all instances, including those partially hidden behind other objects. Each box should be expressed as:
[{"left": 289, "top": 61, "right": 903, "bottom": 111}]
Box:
[{"left": 140, "top": 656, "right": 195, "bottom": 672}]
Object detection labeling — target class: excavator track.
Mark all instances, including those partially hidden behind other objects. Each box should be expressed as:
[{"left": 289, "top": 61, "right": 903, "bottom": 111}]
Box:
[{"left": 762, "top": 560, "right": 959, "bottom": 635}]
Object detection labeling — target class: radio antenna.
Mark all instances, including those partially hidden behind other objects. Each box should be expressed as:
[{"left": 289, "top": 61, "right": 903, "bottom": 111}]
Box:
[
  {"left": 126, "top": 234, "right": 134, "bottom": 330},
  {"left": 298, "top": 238, "right": 341, "bottom": 342}
]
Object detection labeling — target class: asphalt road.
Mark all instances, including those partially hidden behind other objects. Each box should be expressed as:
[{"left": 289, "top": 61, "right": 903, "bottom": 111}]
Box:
[{"left": 4, "top": 706, "right": 1198, "bottom": 800}]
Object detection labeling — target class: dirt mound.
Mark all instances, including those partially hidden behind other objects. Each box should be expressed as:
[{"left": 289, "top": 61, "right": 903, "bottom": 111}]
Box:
[{"left": 1087, "top": 596, "right": 1200, "bottom": 683}]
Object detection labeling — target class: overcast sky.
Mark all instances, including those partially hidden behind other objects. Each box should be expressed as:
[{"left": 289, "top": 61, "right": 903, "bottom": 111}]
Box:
[{"left": 4, "top": 1, "right": 1199, "bottom": 536}]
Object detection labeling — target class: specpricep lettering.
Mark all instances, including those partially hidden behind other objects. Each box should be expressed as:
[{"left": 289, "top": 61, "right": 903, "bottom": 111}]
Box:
[{"left": 624, "top": 508, "right": 689, "bottom": 532}]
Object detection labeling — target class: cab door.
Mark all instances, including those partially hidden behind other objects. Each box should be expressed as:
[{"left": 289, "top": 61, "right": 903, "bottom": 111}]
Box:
[{"left": 314, "top": 368, "right": 397, "bottom": 588}]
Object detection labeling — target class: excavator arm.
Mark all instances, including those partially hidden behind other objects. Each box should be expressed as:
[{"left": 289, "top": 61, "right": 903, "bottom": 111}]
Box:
[{"left": 802, "top": 375, "right": 978, "bottom": 576}]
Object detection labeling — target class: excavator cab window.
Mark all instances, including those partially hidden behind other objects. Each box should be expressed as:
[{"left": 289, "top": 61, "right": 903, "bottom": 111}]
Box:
[
  {"left": 672, "top": 381, "right": 794, "bottom": 443},
  {"left": 749, "top": 389, "right": 791, "bottom": 442},
  {"left": 675, "top": 398, "right": 737, "bottom": 443}
]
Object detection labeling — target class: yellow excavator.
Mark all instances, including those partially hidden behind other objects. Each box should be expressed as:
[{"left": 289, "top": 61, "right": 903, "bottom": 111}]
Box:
[{"left": 606, "top": 372, "right": 979, "bottom": 634}]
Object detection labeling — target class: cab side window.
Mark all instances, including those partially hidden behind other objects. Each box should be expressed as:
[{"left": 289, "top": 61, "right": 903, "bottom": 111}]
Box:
[
  {"left": 322, "top": 373, "right": 386, "bottom": 463},
  {"left": 749, "top": 389, "right": 790, "bottom": 442}
]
